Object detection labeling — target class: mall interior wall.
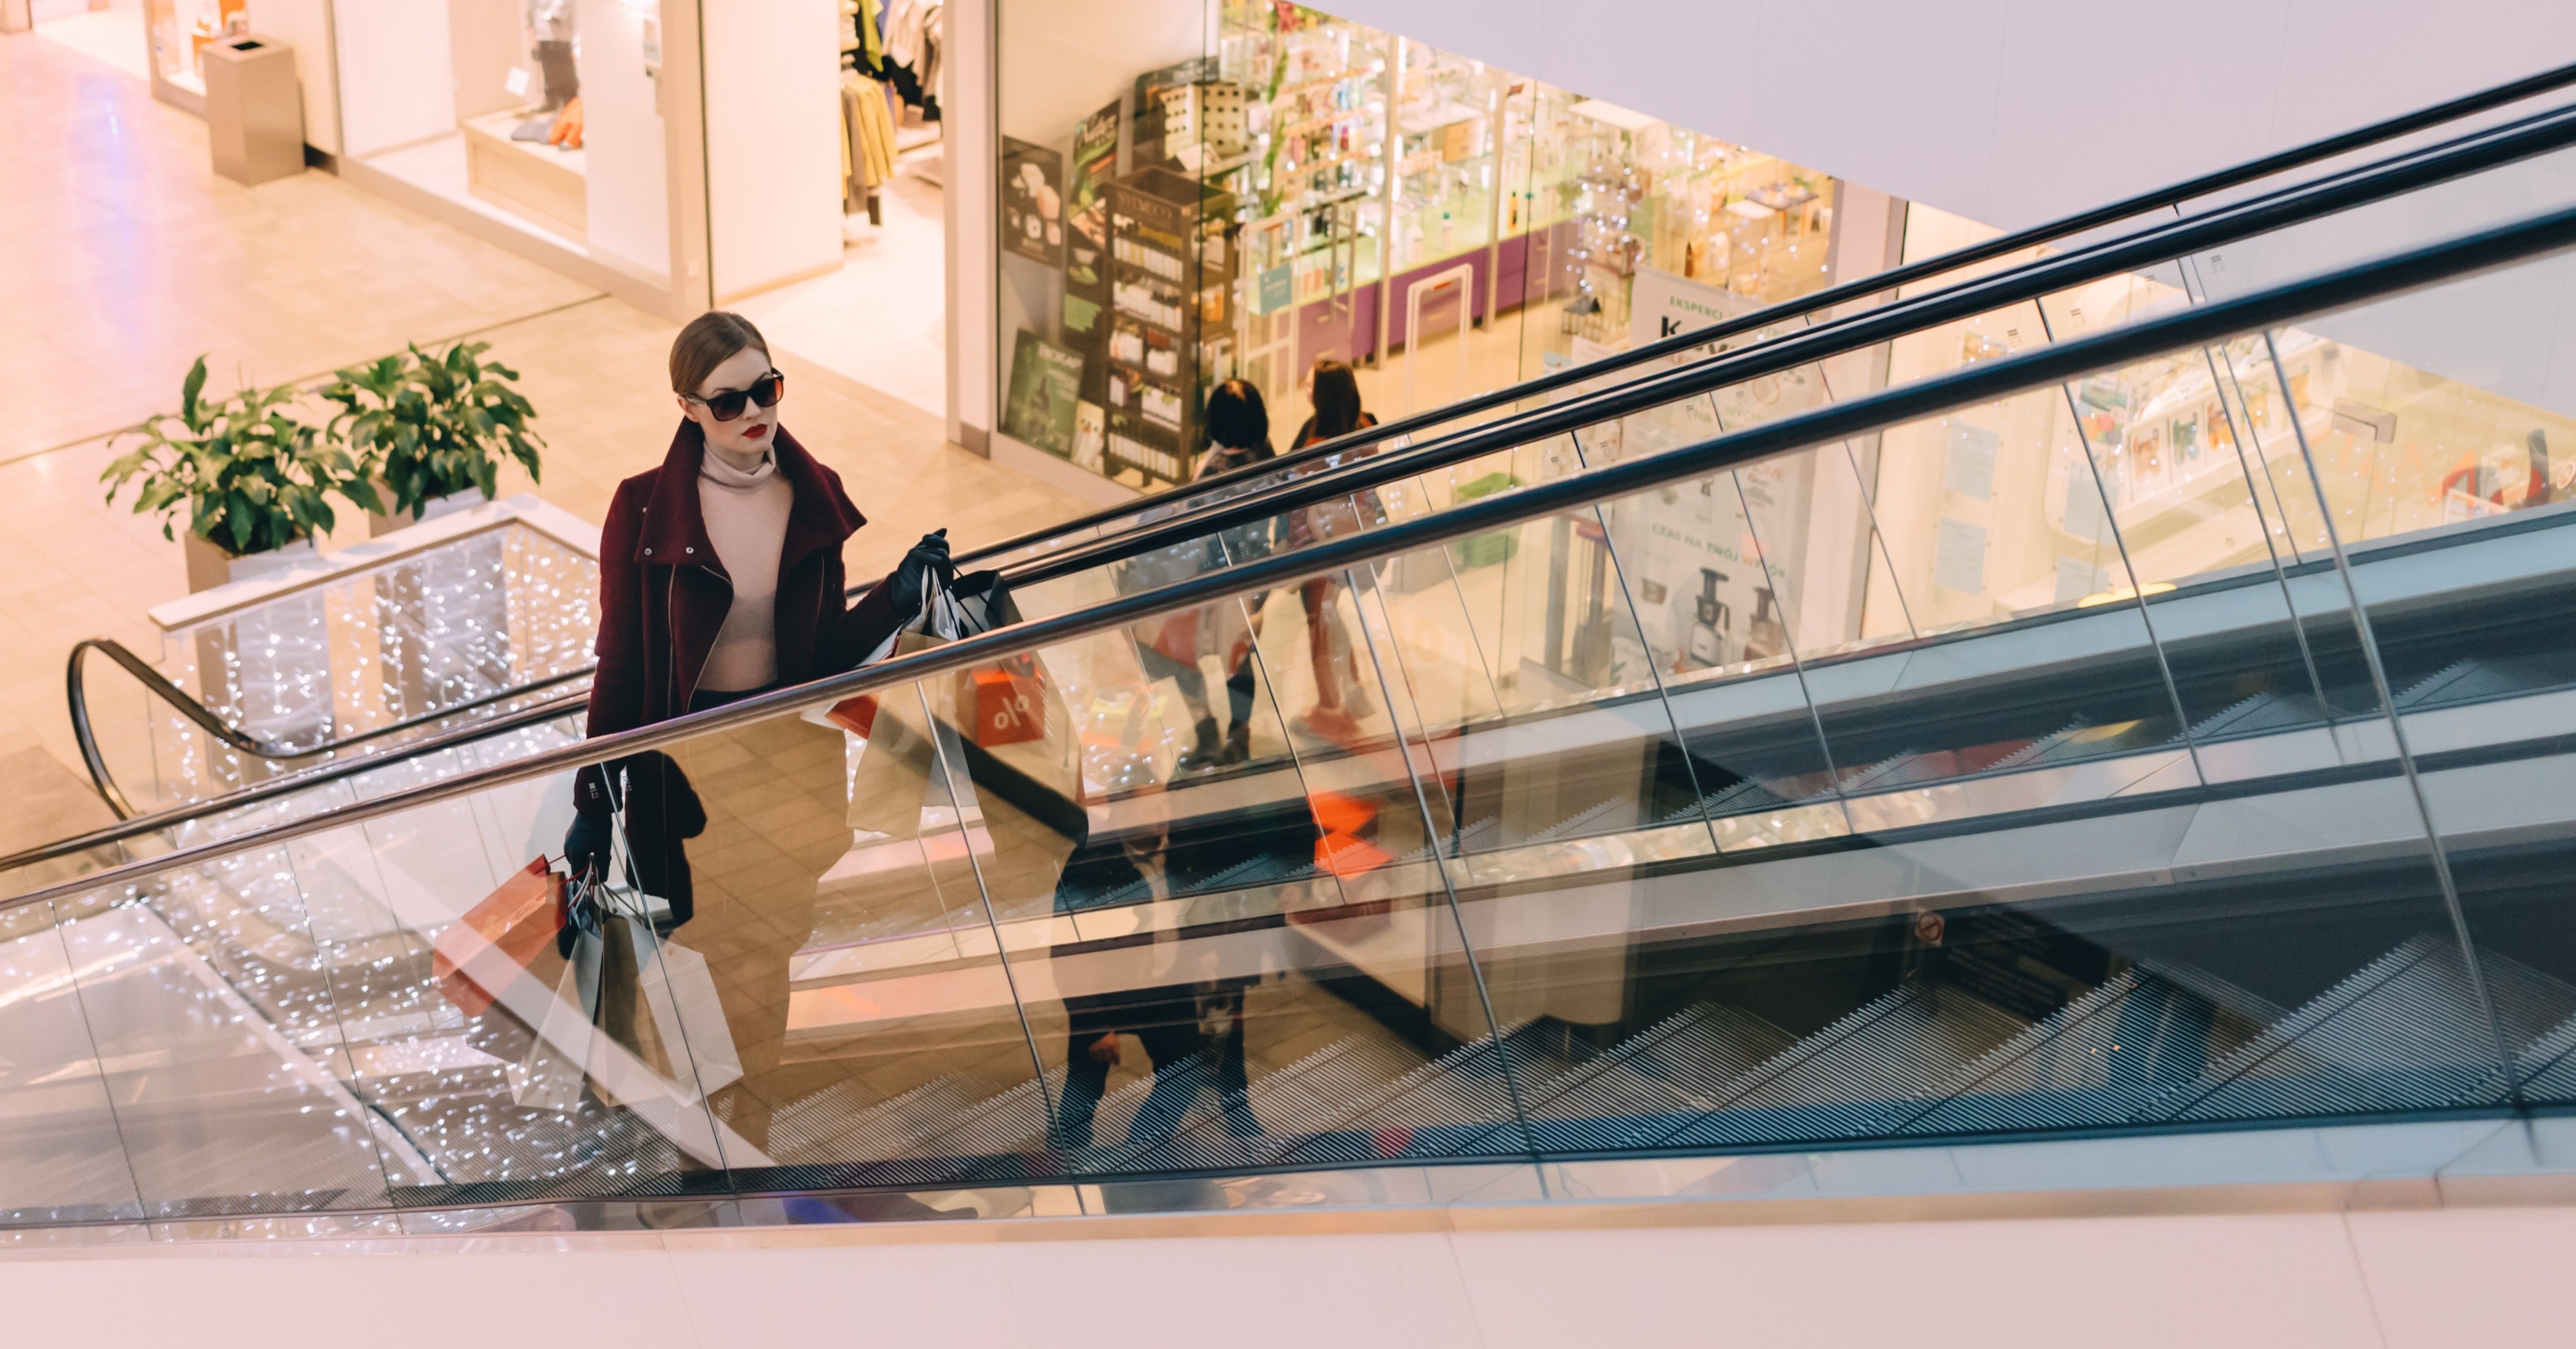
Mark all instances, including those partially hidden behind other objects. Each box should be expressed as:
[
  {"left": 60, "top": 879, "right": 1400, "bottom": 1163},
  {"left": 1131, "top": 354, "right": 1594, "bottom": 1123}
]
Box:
[
  {"left": 702, "top": 0, "right": 844, "bottom": 303},
  {"left": 0, "top": 1201, "right": 2569, "bottom": 1347},
  {"left": 1317, "top": 0, "right": 2576, "bottom": 233}
]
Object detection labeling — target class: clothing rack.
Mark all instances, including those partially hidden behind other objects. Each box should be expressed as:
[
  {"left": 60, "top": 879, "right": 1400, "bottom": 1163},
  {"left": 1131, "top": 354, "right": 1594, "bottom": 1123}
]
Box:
[{"left": 839, "top": 62, "right": 898, "bottom": 224}]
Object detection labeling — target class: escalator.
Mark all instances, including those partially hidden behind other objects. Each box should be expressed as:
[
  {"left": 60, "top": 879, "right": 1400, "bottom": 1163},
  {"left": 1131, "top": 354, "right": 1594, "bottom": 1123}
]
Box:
[{"left": 6, "top": 74, "right": 2576, "bottom": 1232}]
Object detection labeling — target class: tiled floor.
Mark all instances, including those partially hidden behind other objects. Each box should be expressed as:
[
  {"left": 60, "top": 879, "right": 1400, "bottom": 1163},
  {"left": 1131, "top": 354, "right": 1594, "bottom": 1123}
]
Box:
[{"left": 0, "top": 28, "right": 1088, "bottom": 856}]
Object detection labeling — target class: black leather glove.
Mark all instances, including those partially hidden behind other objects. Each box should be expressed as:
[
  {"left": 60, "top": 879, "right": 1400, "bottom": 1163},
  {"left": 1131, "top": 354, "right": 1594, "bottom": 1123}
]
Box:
[
  {"left": 563, "top": 811, "right": 612, "bottom": 884},
  {"left": 884, "top": 528, "right": 953, "bottom": 617}
]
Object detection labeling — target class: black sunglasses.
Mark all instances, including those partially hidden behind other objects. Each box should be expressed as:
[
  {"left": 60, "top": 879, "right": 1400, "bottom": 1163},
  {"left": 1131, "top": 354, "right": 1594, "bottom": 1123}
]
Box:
[{"left": 688, "top": 369, "right": 786, "bottom": 422}]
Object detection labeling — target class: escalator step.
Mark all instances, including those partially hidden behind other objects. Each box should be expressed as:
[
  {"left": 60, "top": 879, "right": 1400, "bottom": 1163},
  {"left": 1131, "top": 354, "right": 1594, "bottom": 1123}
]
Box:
[
  {"left": 1514, "top": 1003, "right": 1795, "bottom": 1153},
  {"left": 1650, "top": 985, "right": 2026, "bottom": 1151},
  {"left": 1113, "top": 1036, "right": 1420, "bottom": 1171},
  {"left": 2145, "top": 935, "right": 2561, "bottom": 1125},
  {"left": 1895, "top": 972, "right": 2227, "bottom": 1136}
]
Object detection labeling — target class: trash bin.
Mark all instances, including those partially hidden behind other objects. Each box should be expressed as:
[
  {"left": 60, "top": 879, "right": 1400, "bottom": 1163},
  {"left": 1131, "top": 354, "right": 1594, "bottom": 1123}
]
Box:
[{"left": 203, "top": 36, "right": 305, "bottom": 187}]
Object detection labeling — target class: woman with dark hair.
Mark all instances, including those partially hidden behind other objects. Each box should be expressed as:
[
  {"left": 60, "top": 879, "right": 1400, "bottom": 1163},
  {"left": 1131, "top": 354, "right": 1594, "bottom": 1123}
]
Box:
[
  {"left": 1290, "top": 358, "right": 1372, "bottom": 453},
  {"left": 1122, "top": 378, "right": 1278, "bottom": 771},
  {"left": 562, "top": 309, "right": 952, "bottom": 1146},
  {"left": 1286, "top": 358, "right": 1382, "bottom": 746}
]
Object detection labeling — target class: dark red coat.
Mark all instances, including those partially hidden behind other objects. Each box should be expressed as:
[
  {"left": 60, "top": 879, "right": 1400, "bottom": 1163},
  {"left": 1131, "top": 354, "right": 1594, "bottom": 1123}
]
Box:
[{"left": 575, "top": 420, "right": 903, "bottom": 818}]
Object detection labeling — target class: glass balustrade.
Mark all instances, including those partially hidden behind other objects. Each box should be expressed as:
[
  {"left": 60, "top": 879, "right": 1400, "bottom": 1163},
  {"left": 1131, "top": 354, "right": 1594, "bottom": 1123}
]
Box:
[{"left": 4, "top": 217, "right": 2572, "bottom": 1233}]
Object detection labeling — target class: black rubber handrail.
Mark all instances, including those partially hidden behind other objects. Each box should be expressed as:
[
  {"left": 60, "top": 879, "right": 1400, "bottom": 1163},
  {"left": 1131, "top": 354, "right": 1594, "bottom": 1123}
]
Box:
[
  {"left": 12, "top": 200, "right": 2570, "bottom": 916},
  {"left": 67, "top": 66, "right": 2576, "bottom": 824},
  {"left": 36, "top": 96, "right": 2576, "bottom": 872},
  {"left": 66, "top": 637, "right": 591, "bottom": 820}
]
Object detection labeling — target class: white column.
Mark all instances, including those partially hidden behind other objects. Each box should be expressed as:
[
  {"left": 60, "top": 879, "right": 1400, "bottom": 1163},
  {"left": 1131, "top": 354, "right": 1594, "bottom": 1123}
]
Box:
[{"left": 945, "top": 0, "right": 998, "bottom": 451}]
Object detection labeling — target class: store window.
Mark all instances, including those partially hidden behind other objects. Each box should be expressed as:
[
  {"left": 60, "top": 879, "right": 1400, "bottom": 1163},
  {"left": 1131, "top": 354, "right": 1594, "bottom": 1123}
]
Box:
[
  {"left": 145, "top": 0, "right": 246, "bottom": 105},
  {"left": 991, "top": 0, "right": 1844, "bottom": 494},
  {"left": 329, "top": 0, "right": 674, "bottom": 288}
]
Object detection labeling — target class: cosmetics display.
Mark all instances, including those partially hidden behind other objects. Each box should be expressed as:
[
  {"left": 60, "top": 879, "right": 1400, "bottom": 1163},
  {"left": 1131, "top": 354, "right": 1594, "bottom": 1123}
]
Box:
[{"left": 996, "top": 1, "right": 1844, "bottom": 496}]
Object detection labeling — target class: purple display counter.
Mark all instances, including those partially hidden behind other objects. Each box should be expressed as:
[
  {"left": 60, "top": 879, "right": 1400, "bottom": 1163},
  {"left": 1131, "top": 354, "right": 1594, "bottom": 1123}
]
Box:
[{"left": 1289, "top": 222, "right": 1577, "bottom": 371}]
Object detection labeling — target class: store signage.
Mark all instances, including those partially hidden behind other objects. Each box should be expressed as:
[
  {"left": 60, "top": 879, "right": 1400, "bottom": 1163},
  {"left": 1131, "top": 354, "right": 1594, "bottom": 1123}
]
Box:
[
  {"left": 1064, "top": 99, "right": 1121, "bottom": 314},
  {"left": 1002, "top": 137, "right": 1065, "bottom": 266},
  {"left": 1630, "top": 266, "right": 1757, "bottom": 353},
  {"left": 1002, "top": 330, "right": 1084, "bottom": 458}
]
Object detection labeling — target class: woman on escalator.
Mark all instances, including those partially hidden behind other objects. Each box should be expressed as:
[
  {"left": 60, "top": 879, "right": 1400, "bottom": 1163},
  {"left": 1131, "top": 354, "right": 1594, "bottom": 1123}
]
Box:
[
  {"left": 562, "top": 310, "right": 952, "bottom": 1146},
  {"left": 1286, "top": 359, "right": 1384, "bottom": 747},
  {"left": 1123, "top": 379, "right": 1280, "bottom": 773}
]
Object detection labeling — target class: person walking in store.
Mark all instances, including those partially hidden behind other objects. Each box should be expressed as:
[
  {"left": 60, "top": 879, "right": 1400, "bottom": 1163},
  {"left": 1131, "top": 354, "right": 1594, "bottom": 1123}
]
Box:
[
  {"left": 1119, "top": 379, "right": 1281, "bottom": 773},
  {"left": 562, "top": 309, "right": 953, "bottom": 1148},
  {"left": 1197, "top": 380, "right": 1283, "bottom": 765},
  {"left": 1286, "top": 358, "right": 1386, "bottom": 747}
]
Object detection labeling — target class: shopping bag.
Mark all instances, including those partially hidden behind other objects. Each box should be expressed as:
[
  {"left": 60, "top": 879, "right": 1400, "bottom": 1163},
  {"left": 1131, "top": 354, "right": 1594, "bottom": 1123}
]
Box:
[
  {"left": 961, "top": 659, "right": 1045, "bottom": 746},
  {"left": 509, "top": 923, "right": 604, "bottom": 1113},
  {"left": 579, "top": 766, "right": 681, "bottom": 931},
  {"left": 935, "top": 574, "right": 1086, "bottom": 844},
  {"left": 431, "top": 857, "right": 564, "bottom": 1017},
  {"left": 843, "top": 629, "right": 949, "bottom": 839},
  {"left": 828, "top": 573, "right": 1088, "bottom": 929},
  {"left": 629, "top": 916, "right": 744, "bottom": 1105}
]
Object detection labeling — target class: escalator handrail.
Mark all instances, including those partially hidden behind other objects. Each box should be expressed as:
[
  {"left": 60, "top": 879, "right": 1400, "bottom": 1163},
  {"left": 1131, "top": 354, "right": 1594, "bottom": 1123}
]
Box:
[
  {"left": 65, "top": 637, "right": 594, "bottom": 820},
  {"left": 941, "top": 59, "right": 2576, "bottom": 562},
  {"left": 11, "top": 201, "right": 2569, "bottom": 914},
  {"left": 36, "top": 103, "right": 2576, "bottom": 870}
]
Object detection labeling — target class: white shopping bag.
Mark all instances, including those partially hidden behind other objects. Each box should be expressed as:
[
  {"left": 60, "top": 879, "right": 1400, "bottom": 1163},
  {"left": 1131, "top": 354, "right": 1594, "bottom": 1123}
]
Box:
[
  {"left": 629, "top": 916, "right": 743, "bottom": 1106},
  {"left": 509, "top": 927, "right": 602, "bottom": 1113}
]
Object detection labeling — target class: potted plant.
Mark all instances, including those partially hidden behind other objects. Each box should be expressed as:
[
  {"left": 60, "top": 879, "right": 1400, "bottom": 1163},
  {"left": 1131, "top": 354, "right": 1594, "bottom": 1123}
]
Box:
[
  {"left": 104, "top": 357, "right": 383, "bottom": 592},
  {"left": 321, "top": 340, "right": 545, "bottom": 535}
]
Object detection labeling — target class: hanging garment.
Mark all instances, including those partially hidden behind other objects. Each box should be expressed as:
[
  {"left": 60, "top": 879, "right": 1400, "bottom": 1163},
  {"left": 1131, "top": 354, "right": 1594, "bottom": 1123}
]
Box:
[
  {"left": 917, "top": 2, "right": 942, "bottom": 96},
  {"left": 882, "top": 0, "right": 925, "bottom": 69},
  {"left": 840, "top": 77, "right": 857, "bottom": 212},
  {"left": 854, "top": 0, "right": 885, "bottom": 72},
  {"left": 841, "top": 72, "right": 897, "bottom": 217},
  {"left": 849, "top": 74, "right": 896, "bottom": 188}
]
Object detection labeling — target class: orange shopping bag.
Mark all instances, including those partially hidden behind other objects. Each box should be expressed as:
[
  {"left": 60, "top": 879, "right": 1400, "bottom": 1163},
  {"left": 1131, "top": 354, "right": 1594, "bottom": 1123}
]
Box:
[
  {"left": 960, "top": 656, "right": 1046, "bottom": 746},
  {"left": 431, "top": 857, "right": 565, "bottom": 1016}
]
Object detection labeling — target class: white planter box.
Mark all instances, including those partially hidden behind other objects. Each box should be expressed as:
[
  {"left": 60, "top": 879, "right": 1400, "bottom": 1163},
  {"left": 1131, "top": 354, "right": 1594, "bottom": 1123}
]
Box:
[{"left": 369, "top": 488, "right": 490, "bottom": 538}]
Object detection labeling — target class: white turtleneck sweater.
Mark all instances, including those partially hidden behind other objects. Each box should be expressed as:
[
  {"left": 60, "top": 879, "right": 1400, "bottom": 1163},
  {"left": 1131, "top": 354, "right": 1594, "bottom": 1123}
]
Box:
[{"left": 697, "top": 446, "right": 795, "bottom": 692}]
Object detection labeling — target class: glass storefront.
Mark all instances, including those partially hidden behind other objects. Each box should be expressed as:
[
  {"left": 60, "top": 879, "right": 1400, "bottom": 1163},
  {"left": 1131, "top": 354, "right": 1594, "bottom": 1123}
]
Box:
[
  {"left": 994, "top": 0, "right": 1843, "bottom": 493},
  {"left": 144, "top": 0, "right": 243, "bottom": 102},
  {"left": 328, "top": 0, "right": 676, "bottom": 293}
]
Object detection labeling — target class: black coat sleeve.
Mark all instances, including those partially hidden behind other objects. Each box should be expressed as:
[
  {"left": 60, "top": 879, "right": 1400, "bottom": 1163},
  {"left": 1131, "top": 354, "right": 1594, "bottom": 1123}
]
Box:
[{"left": 576, "top": 476, "right": 653, "bottom": 818}]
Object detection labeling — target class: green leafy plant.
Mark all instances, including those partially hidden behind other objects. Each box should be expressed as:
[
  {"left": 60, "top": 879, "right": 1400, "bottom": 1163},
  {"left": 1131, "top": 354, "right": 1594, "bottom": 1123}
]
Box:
[
  {"left": 322, "top": 340, "right": 544, "bottom": 519},
  {"left": 102, "top": 357, "right": 381, "bottom": 556}
]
